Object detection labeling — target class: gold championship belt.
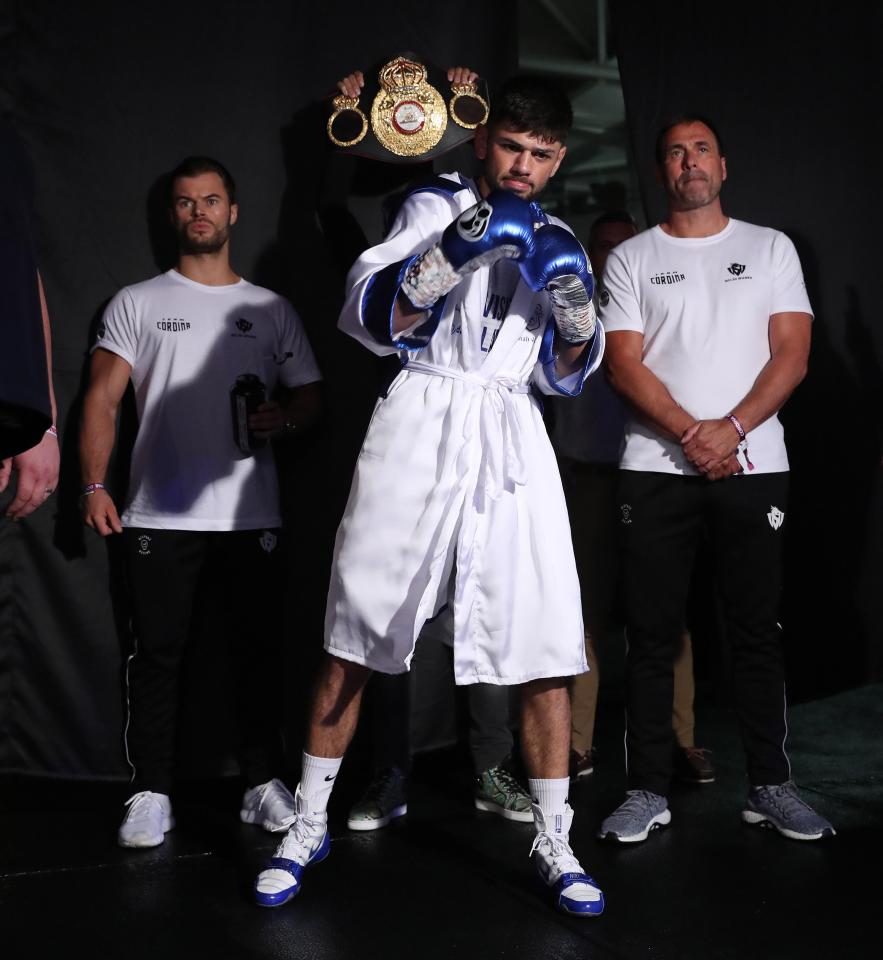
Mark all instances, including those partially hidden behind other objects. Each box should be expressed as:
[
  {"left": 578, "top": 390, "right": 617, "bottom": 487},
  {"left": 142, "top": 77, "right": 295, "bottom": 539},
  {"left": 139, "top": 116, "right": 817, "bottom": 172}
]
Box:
[
  {"left": 327, "top": 55, "right": 489, "bottom": 164},
  {"left": 371, "top": 58, "right": 447, "bottom": 157}
]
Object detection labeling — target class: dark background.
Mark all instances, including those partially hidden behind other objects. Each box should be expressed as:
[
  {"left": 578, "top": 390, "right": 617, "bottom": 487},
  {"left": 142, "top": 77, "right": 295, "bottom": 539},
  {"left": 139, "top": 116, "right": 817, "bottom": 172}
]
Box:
[
  {"left": 0, "top": 0, "right": 879, "bottom": 779},
  {"left": 610, "top": 0, "right": 883, "bottom": 700}
]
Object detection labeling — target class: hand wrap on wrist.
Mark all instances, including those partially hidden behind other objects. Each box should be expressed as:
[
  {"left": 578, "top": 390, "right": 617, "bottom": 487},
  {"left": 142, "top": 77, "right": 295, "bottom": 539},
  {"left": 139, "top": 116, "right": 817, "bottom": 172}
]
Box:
[
  {"left": 546, "top": 277, "right": 597, "bottom": 344},
  {"left": 401, "top": 243, "right": 462, "bottom": 309}
]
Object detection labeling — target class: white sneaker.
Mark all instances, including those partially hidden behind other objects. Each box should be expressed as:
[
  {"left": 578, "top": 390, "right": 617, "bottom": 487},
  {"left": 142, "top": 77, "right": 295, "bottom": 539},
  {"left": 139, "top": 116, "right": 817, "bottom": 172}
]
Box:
[
  {"left": 254, "top": 785, "right": 330, "bottom": 908},
  {"left": 240, "top": 778, "right": 296, "bottom": 833},
  {"left": 530, "top": 803, "right": 605, "bottom": 917},
  {"left": 118, "top": 791, "right": 174, "bottom": 848}
]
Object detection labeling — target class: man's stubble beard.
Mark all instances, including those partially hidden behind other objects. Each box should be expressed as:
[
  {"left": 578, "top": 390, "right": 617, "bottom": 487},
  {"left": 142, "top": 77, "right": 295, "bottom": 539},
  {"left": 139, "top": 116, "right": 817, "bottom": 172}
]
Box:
[
  {"left": 177, "top": 223, "right": 230, "bottom": 256},
  {"left": 670, "top": 174, "right": 721, "bottom": 212}
]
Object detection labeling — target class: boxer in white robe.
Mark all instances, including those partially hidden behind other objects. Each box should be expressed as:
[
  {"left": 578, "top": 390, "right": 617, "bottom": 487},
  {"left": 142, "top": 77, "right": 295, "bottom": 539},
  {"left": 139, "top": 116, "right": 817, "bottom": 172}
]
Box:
[
  {"left": 327, "top": 172, "right": 604, "bottom": 684},
  {"left": 255, "top": 70, "right": 608, "bottom": 919}
]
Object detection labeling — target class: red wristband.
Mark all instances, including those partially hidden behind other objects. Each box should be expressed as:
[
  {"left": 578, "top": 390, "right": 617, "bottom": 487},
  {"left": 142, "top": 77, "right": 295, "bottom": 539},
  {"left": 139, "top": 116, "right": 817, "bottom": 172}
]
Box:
[
  {"left": 727, "top": 415, "right": 755, "bottom": 472},
  {"left": 726, "top": 414, "right": 746, "bottom": 440}
]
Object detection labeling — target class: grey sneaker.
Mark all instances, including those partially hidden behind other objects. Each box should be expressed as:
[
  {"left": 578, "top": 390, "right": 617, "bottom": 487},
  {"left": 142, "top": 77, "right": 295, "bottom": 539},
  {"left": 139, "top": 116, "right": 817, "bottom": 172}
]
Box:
[
  {"left": 346, "top": 767, "right": 407, "bottom": 831},
  {"left": 118, "top": 791, "right": 174, "bottom": 848},
  {"left": 474, "top": 764, "right": 533, "bottom": 822},
  {"left": 598, "top": 790, "right": 671, "bottom": 843},
  {"left": 240, "top": 778, "right": 296, "bottom": 833},
  {"left": 742, "top": 781, "right": 836, "bottom": 840}
]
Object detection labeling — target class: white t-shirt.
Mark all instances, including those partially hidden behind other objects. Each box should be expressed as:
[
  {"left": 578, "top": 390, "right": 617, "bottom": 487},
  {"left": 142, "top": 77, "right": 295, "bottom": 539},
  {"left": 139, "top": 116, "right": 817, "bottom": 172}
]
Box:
[
  {"left": 94, "top": 269, "right": 321, "bottom": 530},
  {"left": 600, "top": 218, "right": 812, "bottom": 475}
]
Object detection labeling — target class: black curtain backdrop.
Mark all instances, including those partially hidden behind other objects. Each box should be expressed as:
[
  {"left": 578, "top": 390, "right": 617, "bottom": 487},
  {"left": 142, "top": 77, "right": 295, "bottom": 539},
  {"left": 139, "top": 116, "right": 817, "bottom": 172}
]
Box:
[
  {"left": 610, "top": 0, "right": 883, "bottom": 697},
  {"left": 3, "top": 0, "right": 880, "bottom": 780},
  {"left": 0, "top": 0, "right": 515, "bottom": 777}
]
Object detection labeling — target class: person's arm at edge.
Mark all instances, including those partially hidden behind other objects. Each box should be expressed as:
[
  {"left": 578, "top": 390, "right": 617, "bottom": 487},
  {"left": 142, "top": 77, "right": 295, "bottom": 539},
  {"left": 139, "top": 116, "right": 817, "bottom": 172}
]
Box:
[
  {"left": 38, "top": 272, "right": 56, "bottom": 426},
  {"left": 2, "top": 272, "right": 61, "bottom": 518}
]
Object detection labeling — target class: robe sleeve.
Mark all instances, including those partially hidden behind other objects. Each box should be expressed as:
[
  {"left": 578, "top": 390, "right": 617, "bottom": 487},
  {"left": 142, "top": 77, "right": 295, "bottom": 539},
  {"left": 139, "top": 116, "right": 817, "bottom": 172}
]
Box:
[
  {"left": 339, "top": 190, "right": 462, "bottom": 357},
  {"left": 531, "top": 313, "right": 605, "bottom": 397}
]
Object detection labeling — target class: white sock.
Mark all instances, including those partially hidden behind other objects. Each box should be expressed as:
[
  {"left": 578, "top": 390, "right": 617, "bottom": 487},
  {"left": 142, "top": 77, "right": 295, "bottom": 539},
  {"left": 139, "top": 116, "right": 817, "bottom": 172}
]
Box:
[
  {"left": 300, "top": 752, "right": 342, "bottom": 815},
  {"left": 529, "top": 777, "right": 570, "bottom": 830}
]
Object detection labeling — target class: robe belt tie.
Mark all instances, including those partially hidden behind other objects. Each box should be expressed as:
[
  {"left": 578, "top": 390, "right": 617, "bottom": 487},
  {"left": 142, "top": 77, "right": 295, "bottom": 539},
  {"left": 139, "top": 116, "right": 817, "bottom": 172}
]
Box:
[{"left": 405, "top": 359, "right": 531, "bottom": 501}]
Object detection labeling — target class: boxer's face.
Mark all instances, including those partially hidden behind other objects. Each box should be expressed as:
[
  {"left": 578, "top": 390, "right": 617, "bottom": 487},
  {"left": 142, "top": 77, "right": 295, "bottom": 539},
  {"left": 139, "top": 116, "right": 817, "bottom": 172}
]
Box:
[
  {"left": 475, "top": 123, "right": 566, "bottom": 200},
  {"left": 171, "top": 171, "right": 238, "bottom": 255},
  {"left": 657, "top": 121, "right": 726, "bottom": 212}
]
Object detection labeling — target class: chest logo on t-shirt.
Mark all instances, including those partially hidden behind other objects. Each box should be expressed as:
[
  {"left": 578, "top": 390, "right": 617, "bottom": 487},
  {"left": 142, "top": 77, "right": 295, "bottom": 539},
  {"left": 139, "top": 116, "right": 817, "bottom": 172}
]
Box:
[
  {"left": 232, "top": 317, "right": 257, "bottom": 340},
  {"left": 725, "top": 263, "right": 753, "bottom": 282},
  {"left": 649, "top": 271, "right": 685, "bottom": 285},
  {"left": 156, "top": 317, "right": 192, "bottom": 332}
]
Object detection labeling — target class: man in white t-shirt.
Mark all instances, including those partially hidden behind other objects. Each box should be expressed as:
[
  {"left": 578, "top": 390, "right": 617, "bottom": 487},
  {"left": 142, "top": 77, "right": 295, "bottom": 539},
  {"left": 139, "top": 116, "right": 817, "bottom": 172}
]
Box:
[
  {"left": 79, "top": 156, "right": 322, "bottom": 849},
  {"left": 597, "top": 116, "right": 834, "bottom": 843}
]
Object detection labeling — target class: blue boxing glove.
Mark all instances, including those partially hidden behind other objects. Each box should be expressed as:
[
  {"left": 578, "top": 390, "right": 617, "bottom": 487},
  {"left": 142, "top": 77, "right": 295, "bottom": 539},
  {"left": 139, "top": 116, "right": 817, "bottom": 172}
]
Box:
[
  {"left": 402, "top": 190, "right": 536, "bottom": 309},
  {"left": 518, "top": 224, "right": 597, "bottom": 343}
]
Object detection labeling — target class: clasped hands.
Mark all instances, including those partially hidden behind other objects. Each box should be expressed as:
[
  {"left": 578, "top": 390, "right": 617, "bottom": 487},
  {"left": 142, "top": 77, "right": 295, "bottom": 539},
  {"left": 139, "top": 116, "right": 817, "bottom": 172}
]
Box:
[{"left": 681, "top": 418, "right": 743, "bottom": 481}]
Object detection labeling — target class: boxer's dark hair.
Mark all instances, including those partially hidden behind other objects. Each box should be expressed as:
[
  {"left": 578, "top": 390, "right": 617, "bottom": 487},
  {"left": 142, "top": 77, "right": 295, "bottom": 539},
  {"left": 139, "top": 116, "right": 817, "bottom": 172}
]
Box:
[
  {"left": 654, "top": 114, "right": 724, "bottom": 165},
  {"left": 168, "top": 156, "right": 237, "bottom": 205},
  {"left": 489, "top": 75, "right": 573, "bottom": 144}
]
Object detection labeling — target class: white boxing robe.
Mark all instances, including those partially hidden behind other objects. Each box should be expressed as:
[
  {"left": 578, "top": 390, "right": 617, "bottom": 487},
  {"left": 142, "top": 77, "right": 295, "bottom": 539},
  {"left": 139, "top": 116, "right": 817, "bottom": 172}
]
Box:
[{"left": 325, "top": 173, "right": 604, "bottom": 685}]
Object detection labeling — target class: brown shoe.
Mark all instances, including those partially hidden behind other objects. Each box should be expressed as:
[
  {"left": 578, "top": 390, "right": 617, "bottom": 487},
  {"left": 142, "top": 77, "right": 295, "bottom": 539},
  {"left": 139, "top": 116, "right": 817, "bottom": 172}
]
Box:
[
  {"left": 674, "top": 747, "right": 715, "bottom": 784},
  {"left": 569, "top": 747, "right": 596, "bottom": 779}
]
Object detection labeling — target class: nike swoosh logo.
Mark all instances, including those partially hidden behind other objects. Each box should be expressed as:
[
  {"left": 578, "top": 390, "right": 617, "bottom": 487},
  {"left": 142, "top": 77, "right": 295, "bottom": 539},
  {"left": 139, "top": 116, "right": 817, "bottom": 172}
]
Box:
[{"left": 324, "top": 774, "right": 336, "bottom": 781}]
